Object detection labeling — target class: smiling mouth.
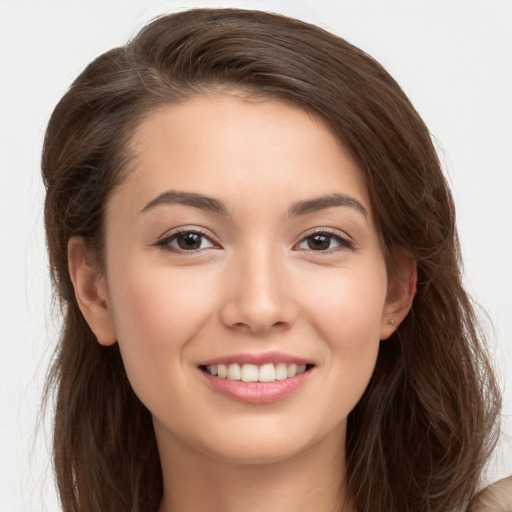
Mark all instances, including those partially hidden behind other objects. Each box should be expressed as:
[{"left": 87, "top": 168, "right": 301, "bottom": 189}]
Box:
[{"left": 199, "top": 363, "right": 314, "bottom": 383}]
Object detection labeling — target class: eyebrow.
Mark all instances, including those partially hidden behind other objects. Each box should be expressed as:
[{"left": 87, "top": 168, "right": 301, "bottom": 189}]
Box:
[
  {"left": 140, "top": 190, "right": 367, "bottom": 219},
  {"left": 287, "top": 193, "right": 368, "bottom": 219},
  {"left": 140, "top": 190, "right": 231, "bottom": 216}
]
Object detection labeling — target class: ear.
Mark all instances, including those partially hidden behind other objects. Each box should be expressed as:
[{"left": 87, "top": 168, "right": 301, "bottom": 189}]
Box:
[
  {"left": 380, "top": 247, "right": 417, "bottom": 340},
  {"left": 68, "top": 236, "right": 117, "bottom": 346}
]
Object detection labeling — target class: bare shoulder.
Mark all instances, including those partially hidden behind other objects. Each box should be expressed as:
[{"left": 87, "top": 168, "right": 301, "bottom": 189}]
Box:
[{"left": 469, "top": 476, "right": 512, "bottom": 512}]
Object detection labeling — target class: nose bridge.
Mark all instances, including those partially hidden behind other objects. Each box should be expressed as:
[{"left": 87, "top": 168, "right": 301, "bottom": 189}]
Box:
[{"left": 221, "top": 242, "right": 294, "bottom": 333}]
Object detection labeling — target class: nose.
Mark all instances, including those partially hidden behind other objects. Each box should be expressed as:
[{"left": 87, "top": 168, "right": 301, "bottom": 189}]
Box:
[{"left": 219, "top": 246, "right": 297, "bottom": 335}]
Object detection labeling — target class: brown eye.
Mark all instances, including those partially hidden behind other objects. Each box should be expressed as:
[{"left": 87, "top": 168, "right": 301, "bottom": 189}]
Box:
[
  {"left": 176, "top": 232, "right": 203, "bottom": 250},
  {"left": 307, "top": 234, "right": 332, "bottom": 250},
  {"left": 295, "top": 231, "right": 353, "bottom": 252},
  {"left": 157, "top": 230, "right": 217, "bottom": 252}
]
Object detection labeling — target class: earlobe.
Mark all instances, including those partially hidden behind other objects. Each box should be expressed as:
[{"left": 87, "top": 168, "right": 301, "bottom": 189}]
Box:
[
  {"left": 380, "top": 248, "right": 417, "bottom": 340},
  {"left": 68, "top": 236, "right": 117, "bottom": 346}
]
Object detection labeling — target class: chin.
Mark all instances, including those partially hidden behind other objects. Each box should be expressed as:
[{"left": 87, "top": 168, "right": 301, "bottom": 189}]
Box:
[
  {"left": 192, "top": 417, "right": 345, "bottom": 467},
  {"left": 203, "top": 437, "right": 312, "bottom": 466}
]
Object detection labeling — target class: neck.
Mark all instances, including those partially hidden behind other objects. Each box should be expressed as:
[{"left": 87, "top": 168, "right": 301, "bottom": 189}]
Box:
[{"left": 156, "top": 425, "right": 355, "bottom": 512}]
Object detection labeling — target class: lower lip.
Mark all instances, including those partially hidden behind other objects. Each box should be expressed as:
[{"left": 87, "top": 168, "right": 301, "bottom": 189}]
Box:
[{"left": 200, "top": 368, "right": 312, "bottom": 404}]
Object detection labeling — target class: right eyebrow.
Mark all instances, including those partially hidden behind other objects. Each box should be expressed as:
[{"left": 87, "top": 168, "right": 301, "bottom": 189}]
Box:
[{"left": 139, "top": 190, "right": 231, "bottom": 217}]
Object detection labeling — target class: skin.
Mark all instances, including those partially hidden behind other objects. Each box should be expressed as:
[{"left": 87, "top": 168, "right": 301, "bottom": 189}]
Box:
[{"left": 68, "top": 92, "right": 416, "bottom": 512}]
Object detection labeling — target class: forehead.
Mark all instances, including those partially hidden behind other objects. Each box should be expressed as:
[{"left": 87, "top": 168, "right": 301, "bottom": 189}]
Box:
[{"left": 115, "top": 92, "right": 371, "bottom": 218}]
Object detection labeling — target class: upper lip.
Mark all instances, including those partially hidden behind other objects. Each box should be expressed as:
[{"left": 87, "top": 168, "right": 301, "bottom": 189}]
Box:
[{"left": 199, "top": 351, "right": 313, "bottom": 367}]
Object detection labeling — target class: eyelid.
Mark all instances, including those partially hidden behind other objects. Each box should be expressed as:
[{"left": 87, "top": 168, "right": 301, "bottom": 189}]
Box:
[
  {"left": 155, "top": 226, "right": 221, "bottom": 253},
  {"left": 293, "top": 227, "right": 354, "bottom": 252}
]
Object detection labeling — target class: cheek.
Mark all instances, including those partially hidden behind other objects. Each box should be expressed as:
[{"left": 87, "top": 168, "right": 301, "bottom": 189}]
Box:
[
  {"left": 302, "top": 262, "right": 388, "bottom": 342},
  {"left": 106, "top": 263, "right": 218, "bottom": 392},
  {"left": 110, "top": 263, "right": 217, "bottom": 341},
  {"left": 298, "top": 264, "right": 387, "bottom": 401}
]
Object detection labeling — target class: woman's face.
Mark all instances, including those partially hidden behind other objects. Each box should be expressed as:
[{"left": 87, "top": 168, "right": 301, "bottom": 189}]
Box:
[{"left": 87, "top": 93, "right": 402, "bottom": 464}]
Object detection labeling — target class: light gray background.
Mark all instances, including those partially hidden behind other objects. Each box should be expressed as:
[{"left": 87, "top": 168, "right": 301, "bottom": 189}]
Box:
[{"left": 1, "top": 1, "right": 511, "bottom": 510}]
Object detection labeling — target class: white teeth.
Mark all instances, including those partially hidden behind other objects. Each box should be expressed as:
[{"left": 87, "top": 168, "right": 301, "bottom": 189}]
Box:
[
  {"left": 241, "top": 364, "right": 259, "bottom": 382},
  {"left": 275, "top": 363, "right": 288, "bottom": 380},
  {"left": 217, "top": 364, "right": 227, "bottom": 378},
  {"left": 206, "top": 362, "right": 310, "bottom": 382},
  {"left": 227, "top": 363, "right": 241, "bottom": 380},
  {"left": 259, "top": 363, "right": 275, "bottom": 382}
]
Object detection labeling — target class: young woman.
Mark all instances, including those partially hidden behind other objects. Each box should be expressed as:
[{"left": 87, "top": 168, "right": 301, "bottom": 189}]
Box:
[{"left": 42, "top": 8, "right": 504, "bottom": 512}]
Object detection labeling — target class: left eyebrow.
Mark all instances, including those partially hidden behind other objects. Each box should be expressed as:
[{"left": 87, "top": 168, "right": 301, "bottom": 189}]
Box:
[{"left": 287, "top": 193, "right": 368, "bottom": 219}]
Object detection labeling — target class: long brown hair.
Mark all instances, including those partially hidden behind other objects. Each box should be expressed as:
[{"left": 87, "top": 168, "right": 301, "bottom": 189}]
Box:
[{"left": 42, "top": 8, "right": 500, "bottom": 512}]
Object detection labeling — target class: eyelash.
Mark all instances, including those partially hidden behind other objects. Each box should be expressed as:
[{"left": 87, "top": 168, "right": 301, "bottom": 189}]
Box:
[
  {"left": 155, "top": 228, "right": 353, "bottom": 254},
  {"left": 294, "top": 229, "right": 354, "bottom": 253},
  {"left": 155, "top": 228, "right": 220, "bottom": 254}
]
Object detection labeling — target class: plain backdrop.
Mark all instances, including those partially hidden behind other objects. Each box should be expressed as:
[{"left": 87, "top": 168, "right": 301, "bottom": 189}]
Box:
[{"left": 1, "top": 0, "right": 511, "bottom": 510}]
